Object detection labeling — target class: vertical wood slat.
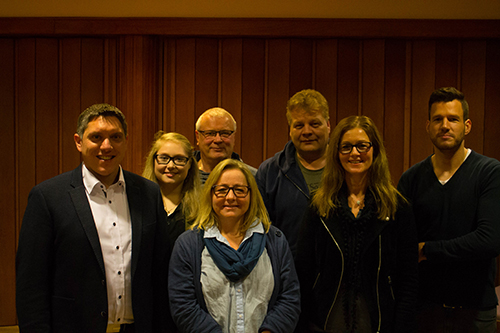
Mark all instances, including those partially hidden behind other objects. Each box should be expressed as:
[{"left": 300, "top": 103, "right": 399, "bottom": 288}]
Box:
[
  {"left": 60, "top": 38, "right": 82, "bottom": 173},
  {"left": 241, "top": 39, "right": 266, "bottom": 168},
  {"left": 194, "top": 38, "right": 218, "bottom": 124},
  {"left": 314, "top": 39, "right": 338, "bottom": 125},
  {"left": 35, "top": 39, "right": 59, "bottom": 184},
  {"left": 484, "top": 41, "right": 500, "bottom": 164},
  {"left": 461, "top": 41, "right": 486, "bottom": 155},
  {"left": 409, "top": 40, "right": 436, "bottom": 166},
  {"left": 174, "top": 39, "right": 196, "bottom": 147},
  {"left": 289, "top": 39, "right": 314, "bottom": 96},
  {"left": 384, "top": 40, "right": 407, "bottom": 184},
  {"left": 361, "top": 39, "right": 385, "bottom": 131},
  {"left": 265, "top": 39, "right": 291, "bottom": 159},
  {"left": 0, "top": 38, "right": 17, "bottom": 325},
  {"left": 220, "top": 39, "right": 243, "bottom": 155},
  {"left": 337, "top": 40, "right": 360, "bottom": 120}
]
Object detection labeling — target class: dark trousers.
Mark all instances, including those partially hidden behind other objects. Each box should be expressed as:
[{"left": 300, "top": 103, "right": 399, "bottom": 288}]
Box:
[
  {"left": 119, "top": 324, "right": 135, "bottom": 333},
  {"left": 417, "top": 302, "right": 496, "bottom": 333}
]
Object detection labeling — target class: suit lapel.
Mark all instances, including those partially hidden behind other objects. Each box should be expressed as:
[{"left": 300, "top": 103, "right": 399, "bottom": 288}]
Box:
[
  {"left": 69, "top": 165, "right": 106, "bottom": 275},
  {"left": 125, "top": 172, "right": 142, "bottom": 279}
]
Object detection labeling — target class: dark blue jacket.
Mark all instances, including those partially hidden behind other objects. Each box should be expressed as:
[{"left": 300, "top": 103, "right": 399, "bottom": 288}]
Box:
[
  {"left": 168, "top": 225, "right": 301, "bottom": 333},
  {"left": 256, "top": 141, "right": 310, "bottom": 257}
]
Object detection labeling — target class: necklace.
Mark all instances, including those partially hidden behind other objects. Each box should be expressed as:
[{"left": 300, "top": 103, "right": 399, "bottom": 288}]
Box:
[{"left": 165, "top": 204, "right": 179, "bottom": 215}]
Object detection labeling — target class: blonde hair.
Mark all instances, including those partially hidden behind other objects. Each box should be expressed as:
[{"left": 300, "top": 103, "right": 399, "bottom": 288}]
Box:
[
  {"left": 191, "top": 159, "right": 270, "bottom": 234},
  {"left": 286, "top": 89, "right": 329, "bottom": 125},
  {"left": 312, "top": 116, "right": 405, "bottom": 220},
  {"left": 142, "top": 131, "right": 201, "bottom": 222}
]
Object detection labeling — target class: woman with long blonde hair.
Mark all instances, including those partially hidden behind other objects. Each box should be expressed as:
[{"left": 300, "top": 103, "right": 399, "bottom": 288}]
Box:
[{"left": 143, "top": 131, "right": 200, "bottom": 248}]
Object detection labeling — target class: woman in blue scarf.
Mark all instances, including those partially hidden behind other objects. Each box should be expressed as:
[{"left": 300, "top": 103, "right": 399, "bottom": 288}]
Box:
[{"left": 168, "top": 159, "right": 300, "bottom": 333}]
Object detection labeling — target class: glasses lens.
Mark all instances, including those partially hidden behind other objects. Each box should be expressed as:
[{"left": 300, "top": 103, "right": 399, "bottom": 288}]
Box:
[
  {"left": 173, "top": 157, "right": 188, "bottom": 166},
  {"left": 340, "top": 145, "right": 353, "bottom": 154},
  {"left": 232, "top": 186, "right": 249, "bottom": 197},
  {"left": 203, "top": 131, "right": 216, "bottom": 138},
  {"left": 156, "top": 155, "right": 169, "bottom": 164},
  {"left": 219, "top": 130, "right": 233, "bottom": 138},
  {"left": 213, "top": 186, "right": 229, "bottom": 197},
  {"left": 356, "top": 143, "right": 371, "bottom": 153}
]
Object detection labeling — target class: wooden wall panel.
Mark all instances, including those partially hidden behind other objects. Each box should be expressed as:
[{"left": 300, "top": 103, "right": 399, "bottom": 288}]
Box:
[
  {"left": 194, "top": 38, "right": 219, "bottom": 125},
  {"left": 16, "top": 39, "right": 37, "bottom": 237},
  {"left": 35, "top": 39, "right": 59, "bottom": 184},
  {"left": 435, "top": 40, "right": 459, "bottom": 88},
  {"left": 484, "top": 41, "right": 500, "bottom": 163},
  {"left": 2, "top": 19, "right": 500, "bottom": 326},
  {"left": 337, "top": 40, "right": 360, "bottom": 120},
  {"left": 314, "top": 39, "right": 338, "bottom": 125},
  {"left": 173, "top": 39, "right": 196, "bottom": 147},
  {"left": 461, "top": 41, "right": 486, "bottom": 155},
  {"left": 241, "top": 39, "right": 265, "bottom": 167},
  {"left": 265, "top": 39, "right": 291, "bottom": 159},
  {"left": 384, "top": 40, "right": 407, "bottom": 184},
  {"left": 117, "top": 36, "right": 162, "bottom": 174},
  {"left": 60, "top": 39, "right": 83, "bottom": 173},
  {"left": 0, "top": 39, "right": 17, "bottom": 325},
  {"left": 361, "top": 39, "right": 385, "bottom": 131},
  {"left": 409, "top": 40, "right": 435, "bottom": 166},
  {"left": 221, "top": 39, "right": 243, "bottom": 155},
  {"left": 289, "top": 39, "right": 313, "bottom": 97}
]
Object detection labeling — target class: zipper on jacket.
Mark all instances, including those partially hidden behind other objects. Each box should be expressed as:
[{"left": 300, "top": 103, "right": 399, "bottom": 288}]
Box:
[
  {"left": 376, "top": 234, "right": 382, "bottom": 333},
  {"left": 319, "top": 217, "right": 344, "bottom": 331},
  {"left": 284, "top": 173, "right": 309, "bottom": 199},
  {"left": 388, "top": 275, "right": 395, "bottom": 300}
]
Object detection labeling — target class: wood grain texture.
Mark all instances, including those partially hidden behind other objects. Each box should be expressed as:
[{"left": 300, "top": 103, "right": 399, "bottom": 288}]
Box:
[{"left": 1, "top": 18, "right": 500, "bottom": 325}]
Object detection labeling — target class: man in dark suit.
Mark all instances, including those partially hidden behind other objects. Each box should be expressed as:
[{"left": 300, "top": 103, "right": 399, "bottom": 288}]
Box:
[{"left": 16, "top": 104, "right": 170, "bottom": 333}]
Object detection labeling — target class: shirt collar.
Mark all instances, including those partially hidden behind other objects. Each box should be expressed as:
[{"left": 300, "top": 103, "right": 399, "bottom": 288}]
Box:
[
  {"left": 82, "top": 163, "right": 126, "bottom": 195},
  {"left": 204, "top": 219, "right": 264, "bottom": 246}
]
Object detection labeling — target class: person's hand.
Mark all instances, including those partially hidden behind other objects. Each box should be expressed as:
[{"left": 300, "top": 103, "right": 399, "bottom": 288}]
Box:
[{"left": 418, "top": 242, "right": 427, "bottom": 263}]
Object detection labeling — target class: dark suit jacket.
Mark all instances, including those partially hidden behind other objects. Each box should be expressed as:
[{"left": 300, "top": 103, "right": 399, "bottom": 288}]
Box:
[{"left": 16, "top": 164, "right": 170, "bottom": 333}]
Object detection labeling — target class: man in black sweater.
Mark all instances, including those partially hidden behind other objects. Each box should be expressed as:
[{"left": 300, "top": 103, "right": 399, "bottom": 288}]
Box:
[{"left": 398, "top": 87, "right": 500, "bottom": 332}]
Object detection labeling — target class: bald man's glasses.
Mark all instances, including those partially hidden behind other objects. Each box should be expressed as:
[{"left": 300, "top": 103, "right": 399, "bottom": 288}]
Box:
[{"left": 198, "top": 130, "right": 234, "bottom": 139}]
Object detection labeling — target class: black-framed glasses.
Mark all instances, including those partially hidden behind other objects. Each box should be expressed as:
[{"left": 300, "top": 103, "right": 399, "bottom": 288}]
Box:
[
  {"left": 212, "top": 185, "right": 250, "bottom": 198},
  {"left": 198, "top": 130, "right": 235, "bottom": 139},
  {"left": 154, "top": 154, "right": 189, "bottom": 166},
  {"left": 339, "top": 142, "right": 372, "bottom": 155}
]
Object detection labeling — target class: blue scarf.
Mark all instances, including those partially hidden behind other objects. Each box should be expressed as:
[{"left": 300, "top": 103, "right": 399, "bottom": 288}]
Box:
[{"left": 202, "top": 228, "right": 267, "bottom": 282}]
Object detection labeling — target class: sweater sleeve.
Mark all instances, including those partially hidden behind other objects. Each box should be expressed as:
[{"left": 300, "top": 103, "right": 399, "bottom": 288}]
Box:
[
  {"left": 259, "top": 228, "right": 301, "bottom": 333},
  {"left": 168, "top": 232, "right": 222, "bottom": 333},
  {"left": 424, "top": 159, "right": 500, "bottom": 261}
]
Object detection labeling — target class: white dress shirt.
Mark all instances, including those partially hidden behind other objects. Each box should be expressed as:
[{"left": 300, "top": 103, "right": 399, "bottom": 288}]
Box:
[{"left": 82, "top": 164, "right": 134, "bottom": 325}]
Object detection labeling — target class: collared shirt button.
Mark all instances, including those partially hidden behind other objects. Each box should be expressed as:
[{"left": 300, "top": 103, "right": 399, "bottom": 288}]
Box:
[
  {"left": 118, "top": 271, "right": 121, "bottom": 275},
  {"left": 101, "top": 311, "right": 107, "bottom": 317},
  {"left": 113, "top": 222, "right": 116, "bottom": 226},
  {"left": 118, "top": 295, "right": 122, "bottom": 299},
  {"left": 109, "top": 200, "right": 112, "bottom": 204},
  {"left": 116, "top": 246, "right": 119, "bottom": 250}
]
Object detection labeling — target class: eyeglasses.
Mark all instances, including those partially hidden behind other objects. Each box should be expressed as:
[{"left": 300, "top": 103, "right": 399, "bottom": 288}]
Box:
[
  {"left": 198, "top": 130, "right": 235, "bottom": 139},
  {"left": 339, "top": 142, "right": 372, "bottom": 154},
  {"left": 212, "top": 185, "right": 250, "bottom": 198},
  {"left": 154, "top": 154, "right": 189, "bottom": 166}
]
